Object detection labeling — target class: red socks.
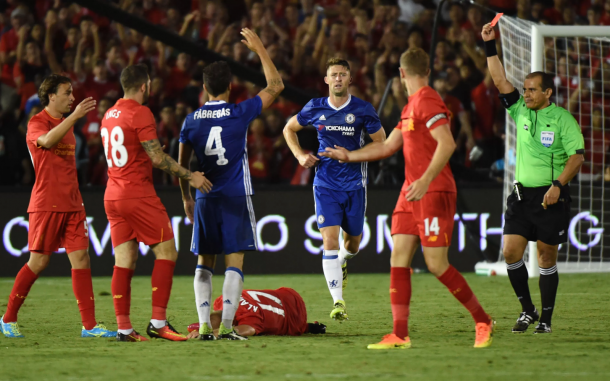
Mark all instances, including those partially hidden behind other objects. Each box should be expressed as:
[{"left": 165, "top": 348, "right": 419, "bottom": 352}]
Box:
[
  {"left": 71, "top": 269, "right": 97, "bottom": 330},
  {"left": 151, "top": 259, "right": 175, "bottom": 321},
  {"left": 4, "top": 264, "right": 38, "bottom": 322},
  {"left": 437, "top": 265, "right": 489, "bottom": 324},
  {"left": 390, "top": 267, "right": 411, "bottom": 339},
  {"left": 112, "top": 260, "right": 175, "bottom": 329},
  {"left": 112, "top": 266, "right": 134, "bottom": 330}
]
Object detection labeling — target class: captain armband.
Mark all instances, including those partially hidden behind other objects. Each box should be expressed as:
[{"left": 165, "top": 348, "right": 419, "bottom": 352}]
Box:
[{"left": 499, "top": 89, "right": 520, "bottom": 109}]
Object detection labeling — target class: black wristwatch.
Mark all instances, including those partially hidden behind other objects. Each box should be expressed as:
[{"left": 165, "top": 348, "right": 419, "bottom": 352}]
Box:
[{"left": 552, "top": 180, "right": 563, "bottom": 189}]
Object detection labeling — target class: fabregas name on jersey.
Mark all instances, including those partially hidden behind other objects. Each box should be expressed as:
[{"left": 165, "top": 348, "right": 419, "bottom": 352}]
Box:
[{"left": 193, "top": 108, "right": 232, "bottom": 119}]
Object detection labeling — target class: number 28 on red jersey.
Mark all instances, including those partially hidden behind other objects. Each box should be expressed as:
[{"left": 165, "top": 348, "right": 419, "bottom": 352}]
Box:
[{"left": 100, "top": 98, "right": 160, "bottom": 201}]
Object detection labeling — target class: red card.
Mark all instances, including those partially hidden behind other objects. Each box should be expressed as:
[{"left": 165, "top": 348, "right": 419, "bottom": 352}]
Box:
[{"left": 490, "top": 13, "right": 504, "bottom": 27}]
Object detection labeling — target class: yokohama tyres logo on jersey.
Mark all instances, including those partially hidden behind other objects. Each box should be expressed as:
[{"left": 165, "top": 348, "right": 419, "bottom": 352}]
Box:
[{"left": 320, "top": 125, "right": 355, "bottom": 136}]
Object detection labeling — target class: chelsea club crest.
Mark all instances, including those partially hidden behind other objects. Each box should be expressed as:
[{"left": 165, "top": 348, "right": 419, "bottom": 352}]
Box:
[{"left": 345, "top": 113, "right": 355, "bottom": 124}]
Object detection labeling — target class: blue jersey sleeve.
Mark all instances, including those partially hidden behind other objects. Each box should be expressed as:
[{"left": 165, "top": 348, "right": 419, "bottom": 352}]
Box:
[
  {"left": 296, "top": 100, "right": 315, "bottom": 126},
  {"left": 234, "top": 96, "right": 263, "bottom": 129},
  {"left": 179, "top": 118, "right": 189, "bottom": 144},
  {"left": 363, "top": 103, "right": 382, "bottom": 134}
]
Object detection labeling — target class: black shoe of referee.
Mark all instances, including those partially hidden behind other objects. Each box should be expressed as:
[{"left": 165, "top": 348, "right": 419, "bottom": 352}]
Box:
[
  {"left": 533, "top": 322, "right": 552, "bottom": 334},
  {"left": 512, "top": 309, "right": 539, "bottom": 333}
]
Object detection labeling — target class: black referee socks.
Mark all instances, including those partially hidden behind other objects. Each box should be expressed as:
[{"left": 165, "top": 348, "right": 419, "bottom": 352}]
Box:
[
  {"left": 506, "top": 259, "right": 536, "bottom": 313},
  {"left": 539, "top": 265, "right": 559, "bottom": 326}
]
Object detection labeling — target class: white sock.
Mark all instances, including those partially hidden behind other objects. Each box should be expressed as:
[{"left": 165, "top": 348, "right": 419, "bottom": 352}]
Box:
[
  {"left": 118, "top": 328, "right": 134, "bottom": 335},
  {"left": 339, "top": 246, "right": 359, "bottom": 266},
  {"left": 322, "top": 250, "right": 343, "bottom": 303},
  {"left": 194, "top": 265, "right": 213, "bottom": 326},
  {"left": 150, "top": 319, "right": 165, "bottom": 329},
  {"left": 221, "top": 267, "right": 244, "bottom": 329}
]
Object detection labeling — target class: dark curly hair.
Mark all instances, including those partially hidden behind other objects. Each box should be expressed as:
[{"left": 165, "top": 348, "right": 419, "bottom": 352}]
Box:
[
  {"left": 203, "top": 61, "right": 232, "bottom": 97},
  {"left": 38, "top": 74, "right": 72, "bottom": 107}
]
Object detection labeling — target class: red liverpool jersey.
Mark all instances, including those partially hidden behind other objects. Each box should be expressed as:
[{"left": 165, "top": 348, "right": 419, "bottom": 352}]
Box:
[
  {"left": 26, "top": 109, "right": 84, "bottom": 213},
  {"left": 213, "top": 288, "right": 308, "bottom": 336},
  {"left": 396, "top": 86, "right": 457, "bottom": 194},
  {"left": 101, "top": 98, "right": 159, "bottom": 201}
]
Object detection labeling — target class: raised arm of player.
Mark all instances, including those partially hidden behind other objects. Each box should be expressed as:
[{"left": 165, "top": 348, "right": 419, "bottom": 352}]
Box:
[
  {"left": 37, "top": 97, "right": 96, "bottom": 149},
  {"left": 283, "top": 115, "right": 320, "bottom": 168},
  {"left": 320, "top": 127, "right": 400, "bottom": 163},
  {"left": 406, "top": 124, "right": 456, "bottom": 201},
  {"left": 481, "top": 23, "right": 514, "bottom": 94},
  {"left": 240, "top": 28, "right": 285, "bottom": 110},
  {"left": 141, "top": 139, "right": 212, "bottom": 194}
]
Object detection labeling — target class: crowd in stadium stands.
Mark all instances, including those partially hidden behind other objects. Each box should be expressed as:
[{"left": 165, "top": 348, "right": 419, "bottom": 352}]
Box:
[{"left": 0, "top": 0, "right": 608, "bottom": 188}]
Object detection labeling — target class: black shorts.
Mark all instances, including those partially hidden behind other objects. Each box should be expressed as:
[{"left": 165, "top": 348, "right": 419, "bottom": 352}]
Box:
[{"left": 503, "top": 185, "right": 571, "bottom": 245}]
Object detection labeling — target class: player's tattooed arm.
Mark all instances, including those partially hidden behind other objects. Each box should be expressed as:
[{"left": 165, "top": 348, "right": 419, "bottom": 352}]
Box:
[
  {"left": 263, "top": 78, "right": 284, "bottom": 98},
  {"left": 141, "top": 139, "right": 192, "bottom": 179},
  {"left": 142, "top": 139, "right": 212, "bottom": 194}
]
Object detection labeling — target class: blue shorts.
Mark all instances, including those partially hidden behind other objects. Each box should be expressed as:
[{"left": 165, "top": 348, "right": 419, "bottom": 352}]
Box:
[
  {"left": 314, "top": 186, "right": 366, "bottom": 237},
  {"left": 191, "top": 196, "right": 257, "bottom": 255}
]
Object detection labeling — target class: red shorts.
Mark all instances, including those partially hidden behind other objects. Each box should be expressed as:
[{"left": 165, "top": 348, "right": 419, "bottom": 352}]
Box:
[
  {"left": 28, "top": 211, "right": 89, "bottom": 255},
  {"left": 391, "top": 191, "right": 456, "bottom": 247},
  {"left": 104, "top": 196, "right": 174, "bottom": 247}
]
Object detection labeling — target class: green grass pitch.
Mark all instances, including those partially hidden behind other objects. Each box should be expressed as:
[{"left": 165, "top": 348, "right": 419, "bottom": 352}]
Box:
[{"left": 1, "top": 273, "right": 609, "bottom": 380}]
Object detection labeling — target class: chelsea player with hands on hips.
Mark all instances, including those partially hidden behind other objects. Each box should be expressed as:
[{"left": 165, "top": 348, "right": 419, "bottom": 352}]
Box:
[{"left": 283, "top": 58, "right": 386, "bottom": 321}]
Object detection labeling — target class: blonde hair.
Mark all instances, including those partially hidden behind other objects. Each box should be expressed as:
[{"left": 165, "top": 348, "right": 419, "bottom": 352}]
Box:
[{"left": 400, "top": 48, "right": 430, "bottom": 77}]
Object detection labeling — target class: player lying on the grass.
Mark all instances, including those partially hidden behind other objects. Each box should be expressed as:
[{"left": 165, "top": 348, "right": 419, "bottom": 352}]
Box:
[
  {"left": 185, "top": 288, "right": 326, "bottom": 338},
  {"left": 179, "top": 28, "right": 284, "bottom": 341},
  {"left": 1, "top": 75, "right": 116, "bottom": 339},
  {"left": 283, "top": 58, "right": 386, "bottom": 322},
  {"left": 101, "top": 65, "right": 210, "bottom": 342},
  {"left": 321, "top": 48, "right": 494, "bottom": 349},
  {"left": 482, "top": 23, "right": 584, "bottom": 334}
]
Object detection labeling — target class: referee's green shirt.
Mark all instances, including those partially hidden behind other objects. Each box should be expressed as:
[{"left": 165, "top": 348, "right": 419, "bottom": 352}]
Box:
[{"left": 507, "top": 96, "right": 584, "bottom": 188}]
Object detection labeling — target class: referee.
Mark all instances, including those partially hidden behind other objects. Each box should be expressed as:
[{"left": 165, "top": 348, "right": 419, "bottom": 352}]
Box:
[{"left": 482, "top": 23, "right": 585, "bottom": 334}]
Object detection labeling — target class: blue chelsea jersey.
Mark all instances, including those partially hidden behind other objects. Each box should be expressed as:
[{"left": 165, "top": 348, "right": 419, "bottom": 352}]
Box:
[
  {"left": 179, "top": 96, "right": 262, "bottom": 198},
  {"left": 296, "top": 95, "right": 382, "bottom": 191}
]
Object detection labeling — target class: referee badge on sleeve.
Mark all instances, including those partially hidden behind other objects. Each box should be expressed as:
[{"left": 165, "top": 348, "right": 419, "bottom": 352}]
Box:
[{"left": 541, "top": 131, "right": 554, "bottom": 148}]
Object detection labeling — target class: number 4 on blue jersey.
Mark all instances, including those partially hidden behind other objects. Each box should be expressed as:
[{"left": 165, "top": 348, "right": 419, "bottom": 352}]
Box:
[
  {"left": 179, "top": 97, "right": 263, "bottom": 198},
  {"left": 205, "top": 126, "right": 229, "bottom": 166}
]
